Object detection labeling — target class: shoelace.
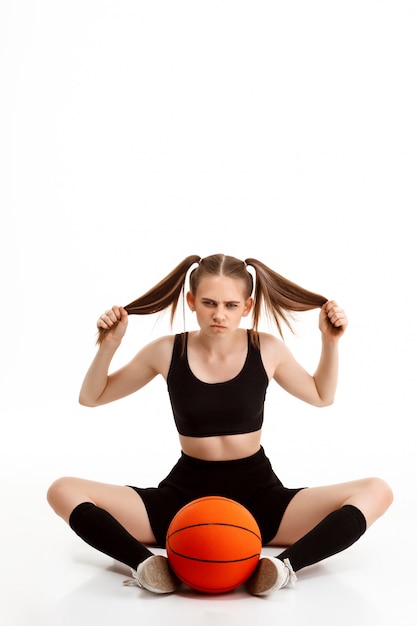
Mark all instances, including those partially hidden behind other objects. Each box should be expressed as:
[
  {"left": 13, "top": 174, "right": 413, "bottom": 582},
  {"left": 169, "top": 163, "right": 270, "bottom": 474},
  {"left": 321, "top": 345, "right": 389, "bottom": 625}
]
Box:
[
  {"left": 283, "top": 558, "right": 297, "bottom": 587},
  {"left": 122, "top": 568, "right": 142, "bottom": 588}
]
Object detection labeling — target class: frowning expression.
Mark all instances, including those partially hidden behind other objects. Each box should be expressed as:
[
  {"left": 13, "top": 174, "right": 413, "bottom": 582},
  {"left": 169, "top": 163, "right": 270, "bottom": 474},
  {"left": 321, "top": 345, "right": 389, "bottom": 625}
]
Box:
[{"left": 187, "top": 275, "right": 253, "bottom": 335}]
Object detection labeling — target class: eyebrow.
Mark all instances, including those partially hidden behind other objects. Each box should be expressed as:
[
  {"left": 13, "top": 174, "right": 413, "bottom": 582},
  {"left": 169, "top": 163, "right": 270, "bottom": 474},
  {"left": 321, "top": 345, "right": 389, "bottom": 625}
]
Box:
[{"left": 200, "top": 297, "right": 241, "bottom": 304}]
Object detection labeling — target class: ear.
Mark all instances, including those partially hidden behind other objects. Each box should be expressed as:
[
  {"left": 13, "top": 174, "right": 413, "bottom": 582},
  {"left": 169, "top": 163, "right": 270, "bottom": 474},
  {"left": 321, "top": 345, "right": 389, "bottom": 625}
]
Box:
[
  {"left": 242, "top": 297, "right": 253, "bottom": 317},
  {"left": 186, "top": 291, "right": 196, "bottom": 312}
]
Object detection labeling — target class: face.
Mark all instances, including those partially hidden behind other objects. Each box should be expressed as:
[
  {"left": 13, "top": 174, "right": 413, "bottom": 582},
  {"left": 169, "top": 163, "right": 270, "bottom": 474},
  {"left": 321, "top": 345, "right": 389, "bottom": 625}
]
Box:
[{"left": 186, "top": 275, "right": 253, "bottom": 336}]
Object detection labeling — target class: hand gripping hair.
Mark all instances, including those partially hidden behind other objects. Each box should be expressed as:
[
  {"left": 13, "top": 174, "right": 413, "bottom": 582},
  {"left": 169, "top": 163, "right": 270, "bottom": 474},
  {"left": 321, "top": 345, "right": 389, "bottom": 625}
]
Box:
[{"left": 96, "top": 254, "right": 327, "bottom": 345}]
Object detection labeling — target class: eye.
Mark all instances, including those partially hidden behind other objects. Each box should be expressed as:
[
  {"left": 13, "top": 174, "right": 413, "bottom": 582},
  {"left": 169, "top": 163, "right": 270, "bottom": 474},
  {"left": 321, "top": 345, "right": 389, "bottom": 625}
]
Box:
[
  {"left": 202, "top": 300, "right": 216, "bottom": 307},
  {"left": 226, "top": 303, "right": 238, "bottom": 308}
]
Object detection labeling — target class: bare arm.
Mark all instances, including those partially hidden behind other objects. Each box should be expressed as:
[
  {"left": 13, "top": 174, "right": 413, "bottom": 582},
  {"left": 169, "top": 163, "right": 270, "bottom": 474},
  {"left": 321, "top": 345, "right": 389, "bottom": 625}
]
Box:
[
  {"left": 266, "top": 300, "right": 348, "bottom": 407},
  {"left": 78, "top": 306, "right": 172, "bottom": 407}
]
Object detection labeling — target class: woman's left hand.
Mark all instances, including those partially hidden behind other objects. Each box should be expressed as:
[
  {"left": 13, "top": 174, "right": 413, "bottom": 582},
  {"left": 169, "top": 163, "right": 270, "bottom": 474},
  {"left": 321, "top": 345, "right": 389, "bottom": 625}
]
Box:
[{"left": 319, "top": 300, "right": 348, "bottom": 339}]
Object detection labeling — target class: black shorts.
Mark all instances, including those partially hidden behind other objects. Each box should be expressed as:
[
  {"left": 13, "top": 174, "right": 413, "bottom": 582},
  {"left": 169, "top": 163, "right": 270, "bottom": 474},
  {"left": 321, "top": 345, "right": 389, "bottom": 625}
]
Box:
[{"left": 129, "top": 447, "right": 303, "bottom": 547}]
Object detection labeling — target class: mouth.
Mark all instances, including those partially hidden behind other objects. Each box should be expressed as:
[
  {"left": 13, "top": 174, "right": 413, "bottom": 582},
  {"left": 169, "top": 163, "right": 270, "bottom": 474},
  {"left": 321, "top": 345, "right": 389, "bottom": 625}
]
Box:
[{"left": 211, "top": 324, "right": 226, "bottom": 329}]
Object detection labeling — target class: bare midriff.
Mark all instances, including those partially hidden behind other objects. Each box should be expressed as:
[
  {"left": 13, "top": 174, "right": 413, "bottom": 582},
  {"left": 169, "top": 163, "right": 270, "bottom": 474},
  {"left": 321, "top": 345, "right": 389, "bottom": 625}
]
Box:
[{"left": 178, "top": 429, "right": 262, "bottom": 461}]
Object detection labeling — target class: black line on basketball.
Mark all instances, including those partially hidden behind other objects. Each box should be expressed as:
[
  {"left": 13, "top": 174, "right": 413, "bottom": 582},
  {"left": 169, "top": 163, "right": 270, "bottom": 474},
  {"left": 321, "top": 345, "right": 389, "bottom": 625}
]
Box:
[
  {"left": 166, "top": 549, "right": 261, "bottom": 564},
  {"left": 167, "top": 522, "right": 261, "bottom": 540}
]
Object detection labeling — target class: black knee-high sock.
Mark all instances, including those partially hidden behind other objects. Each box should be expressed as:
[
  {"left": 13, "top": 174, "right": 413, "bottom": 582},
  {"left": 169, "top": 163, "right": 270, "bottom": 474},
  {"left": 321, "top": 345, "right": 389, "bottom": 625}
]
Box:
[
  {"left": 69, "top": 502, "right": 154, "bottom": 570},
  {"left": 277, "top": 504, "right": 367, "bottom": 572}
]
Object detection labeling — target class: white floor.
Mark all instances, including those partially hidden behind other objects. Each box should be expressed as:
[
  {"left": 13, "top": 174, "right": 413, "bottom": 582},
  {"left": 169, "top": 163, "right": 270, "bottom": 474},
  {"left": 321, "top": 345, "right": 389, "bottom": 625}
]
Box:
[{"left": 2, "top": 478, "right": 415, "bottom": 626}]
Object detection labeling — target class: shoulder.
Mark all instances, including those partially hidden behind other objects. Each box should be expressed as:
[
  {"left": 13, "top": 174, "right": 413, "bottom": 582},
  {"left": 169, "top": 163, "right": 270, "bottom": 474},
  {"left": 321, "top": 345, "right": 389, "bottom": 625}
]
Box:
[
  {"left": 257, "top": 331, "right": 291, "bottom": 378},
  {"left": 131, "top": 334, "right": 177, "bottom": 378},
  {"left": 258, "top": 331, "right": 285, "bottom": 351},
  {"left": 144, "top": 334, "right": 177, "bottom": 359}
]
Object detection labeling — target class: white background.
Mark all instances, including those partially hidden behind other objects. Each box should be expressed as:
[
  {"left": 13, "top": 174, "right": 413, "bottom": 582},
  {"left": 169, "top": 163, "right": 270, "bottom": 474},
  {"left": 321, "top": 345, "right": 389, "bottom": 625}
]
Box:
[{"left": 1, "top": 1, "right": 416, "bottom": 624}]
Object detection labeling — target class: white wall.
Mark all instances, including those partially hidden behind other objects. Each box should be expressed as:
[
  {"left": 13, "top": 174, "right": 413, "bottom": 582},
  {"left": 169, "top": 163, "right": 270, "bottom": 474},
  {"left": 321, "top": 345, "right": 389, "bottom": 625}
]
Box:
[{"left": 2, "top": 1, "right": 416, "bottom": 514}]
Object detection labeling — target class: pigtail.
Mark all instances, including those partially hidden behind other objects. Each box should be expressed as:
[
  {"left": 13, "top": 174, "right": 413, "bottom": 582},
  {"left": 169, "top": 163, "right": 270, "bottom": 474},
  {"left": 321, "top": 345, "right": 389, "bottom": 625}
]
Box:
[
  {"left": 96, "top": 255, "right": 201, "bottom": 344},
  {"left": 95, "top": 253, "right": 328, "bottom": 345},
  {"left": 245, "top": 258, "right": 327, "bottom": 338}
]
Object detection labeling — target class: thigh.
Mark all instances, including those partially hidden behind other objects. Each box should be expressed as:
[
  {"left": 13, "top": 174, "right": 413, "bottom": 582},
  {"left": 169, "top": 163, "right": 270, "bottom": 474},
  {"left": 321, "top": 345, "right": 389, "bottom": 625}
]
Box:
[
  {"left": 47, "top": 476, "right": 157, "bottom": 544},
  {"left": 268, "top": 477, "right": 392, "bottom": 546}
]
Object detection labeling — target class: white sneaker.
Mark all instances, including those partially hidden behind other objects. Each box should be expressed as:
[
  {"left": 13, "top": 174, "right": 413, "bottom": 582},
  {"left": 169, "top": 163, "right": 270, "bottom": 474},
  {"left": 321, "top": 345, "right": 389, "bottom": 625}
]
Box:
[
  {"left": 246, "top": 557, "right": 297, "bottom": 596},
  {"left": 123, "top": 555, "right": 181, "bottom": 594}
]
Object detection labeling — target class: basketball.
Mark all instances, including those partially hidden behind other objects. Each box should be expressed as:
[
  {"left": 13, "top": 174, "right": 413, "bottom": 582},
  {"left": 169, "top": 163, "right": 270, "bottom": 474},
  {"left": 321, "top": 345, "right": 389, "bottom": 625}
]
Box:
[{"left": 166, "top": 496, "right": 262, "bottom": 593}]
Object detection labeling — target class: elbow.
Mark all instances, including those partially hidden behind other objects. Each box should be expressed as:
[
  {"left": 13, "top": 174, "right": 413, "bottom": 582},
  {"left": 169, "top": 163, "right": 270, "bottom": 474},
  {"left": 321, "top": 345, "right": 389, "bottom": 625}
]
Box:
[
  {"left": 312, "top": 380, "right": 335, "bottom": 407},
  {"left": 321, "top": 398, "right": 334, "bottom": 408},
  {"left": 78, "top": 394, "right": 99, "bottom": 408},
  {"left": 313, "top": 395, "right": 335, "bottom": 408}
]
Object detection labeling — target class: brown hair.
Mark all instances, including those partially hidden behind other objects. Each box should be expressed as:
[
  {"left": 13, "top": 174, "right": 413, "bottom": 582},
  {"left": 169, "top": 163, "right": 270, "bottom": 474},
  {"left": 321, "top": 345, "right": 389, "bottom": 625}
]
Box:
[{"left": 96, "top": 253, "right": 327, "bottom": 344}]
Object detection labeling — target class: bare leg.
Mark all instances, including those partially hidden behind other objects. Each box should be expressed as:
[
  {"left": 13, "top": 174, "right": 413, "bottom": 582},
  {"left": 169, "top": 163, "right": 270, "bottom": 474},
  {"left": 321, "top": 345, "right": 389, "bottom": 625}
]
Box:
[
  {"left": 47, "top": 476, "right": 156, "bottom": 544},
  {"left": 247, "top": 476, "right": 393, "bottom": 596},
  {"left": 269, "top": 476, "right": 393, "bottom": 547},
  {"left": 47, "top": 476, "right": 180, "bottom": 593}
]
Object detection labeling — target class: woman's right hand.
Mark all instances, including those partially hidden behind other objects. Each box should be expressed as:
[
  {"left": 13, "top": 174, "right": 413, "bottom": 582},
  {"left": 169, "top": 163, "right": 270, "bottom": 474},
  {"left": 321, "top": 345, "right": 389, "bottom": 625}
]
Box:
[{"left": 96, "top": 305, "right": 128, "bottom": 344}]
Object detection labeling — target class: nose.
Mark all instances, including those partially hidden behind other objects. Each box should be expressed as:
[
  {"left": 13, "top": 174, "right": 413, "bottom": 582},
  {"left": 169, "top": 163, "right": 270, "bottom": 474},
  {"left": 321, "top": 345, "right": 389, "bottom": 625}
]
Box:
[{"left": 213, "top": 306, "right": 226, "bottom": 321}]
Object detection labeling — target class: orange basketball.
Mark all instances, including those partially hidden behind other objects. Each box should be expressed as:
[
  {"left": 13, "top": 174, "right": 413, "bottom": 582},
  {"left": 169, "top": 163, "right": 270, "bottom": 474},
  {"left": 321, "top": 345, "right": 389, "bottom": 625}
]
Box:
[{"left": 166, "top": 496, "right": 262, "bottom": 593}]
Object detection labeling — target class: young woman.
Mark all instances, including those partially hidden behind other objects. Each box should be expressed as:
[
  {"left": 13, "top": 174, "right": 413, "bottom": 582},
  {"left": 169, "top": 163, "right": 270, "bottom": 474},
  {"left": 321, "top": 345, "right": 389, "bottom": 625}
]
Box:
[{"left": 47, "top": 254, "right": 393, "bottom": 596}]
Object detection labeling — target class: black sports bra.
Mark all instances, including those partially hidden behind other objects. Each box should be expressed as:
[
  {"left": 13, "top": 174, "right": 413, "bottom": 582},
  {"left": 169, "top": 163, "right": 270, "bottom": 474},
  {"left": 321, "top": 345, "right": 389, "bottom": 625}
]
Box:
[{"left": 167, "top": 331, "right": 269, "bottom": 438}]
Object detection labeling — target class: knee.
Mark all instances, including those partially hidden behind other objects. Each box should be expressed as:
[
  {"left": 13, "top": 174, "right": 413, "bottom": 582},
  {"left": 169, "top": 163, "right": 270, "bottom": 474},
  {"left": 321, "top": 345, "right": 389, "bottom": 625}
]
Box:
[
  {"left": 367, "top": 477, "right": 394, "bottom": 515},
  {"left": 46, "top": 476, "right": 75, "bottom": 517}
]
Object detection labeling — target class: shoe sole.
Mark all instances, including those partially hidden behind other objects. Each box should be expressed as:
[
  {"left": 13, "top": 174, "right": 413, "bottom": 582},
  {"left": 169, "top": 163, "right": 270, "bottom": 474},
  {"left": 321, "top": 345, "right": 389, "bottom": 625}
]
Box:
[{"left": 246, "top": 558, "right": 279, "bottom": 596}]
